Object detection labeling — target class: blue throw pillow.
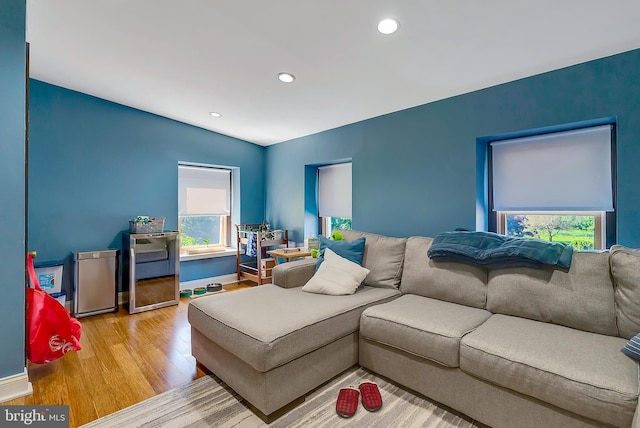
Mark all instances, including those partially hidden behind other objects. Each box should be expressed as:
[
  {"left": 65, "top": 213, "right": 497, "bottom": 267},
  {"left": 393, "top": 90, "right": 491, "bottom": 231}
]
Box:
[
  {"left": 316, "top": 236, "right": 366, "bottom": 270},
  {"left": 622, "top": 333, "right": 640, "bottom": 361}
]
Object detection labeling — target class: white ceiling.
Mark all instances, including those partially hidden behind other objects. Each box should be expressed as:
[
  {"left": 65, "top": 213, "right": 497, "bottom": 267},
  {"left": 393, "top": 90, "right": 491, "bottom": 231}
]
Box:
[{"left": 26, "top": 0, "right": 640, "bottom": 146}]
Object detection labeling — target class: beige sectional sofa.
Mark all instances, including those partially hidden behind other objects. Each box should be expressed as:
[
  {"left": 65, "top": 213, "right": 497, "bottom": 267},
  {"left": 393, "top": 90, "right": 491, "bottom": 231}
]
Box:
[
  {"left": 188, "top": 230, "right": 640, "bottom": 427},
  {"left": 188, "top": 273, "right": 400, "bottom": 420}
]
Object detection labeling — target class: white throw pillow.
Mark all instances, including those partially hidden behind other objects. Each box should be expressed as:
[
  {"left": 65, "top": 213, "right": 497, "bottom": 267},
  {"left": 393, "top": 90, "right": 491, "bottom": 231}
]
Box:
[{"left": 302, "top": 248, "right": 370, "bottom": 295}]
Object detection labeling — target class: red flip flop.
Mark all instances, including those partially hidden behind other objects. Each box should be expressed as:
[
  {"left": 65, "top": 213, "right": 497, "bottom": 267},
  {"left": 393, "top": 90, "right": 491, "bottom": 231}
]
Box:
[
  {"left": 336, "top": 386, "right": 359, "bottom": 418},
  {"left": 359, "top": 381, "right": 382, "bottom": 412}
]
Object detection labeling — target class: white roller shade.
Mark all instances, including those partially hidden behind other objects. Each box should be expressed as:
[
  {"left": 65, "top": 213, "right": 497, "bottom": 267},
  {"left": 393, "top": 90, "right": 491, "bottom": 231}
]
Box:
[
  {"left": 491, "top": 125, "right": 613, "bottom": 212},
  {"left": 318, "top": 163, "right": 352, "bottom": 218},
  {"left": 178, "top": 165, "right": 231, "bottom": 216}
]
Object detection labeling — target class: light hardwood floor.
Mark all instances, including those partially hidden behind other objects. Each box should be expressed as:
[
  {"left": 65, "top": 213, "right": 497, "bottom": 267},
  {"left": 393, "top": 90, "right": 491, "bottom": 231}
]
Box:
[{"left": 5, "top": 282, "right": 253, "bottom": 428}]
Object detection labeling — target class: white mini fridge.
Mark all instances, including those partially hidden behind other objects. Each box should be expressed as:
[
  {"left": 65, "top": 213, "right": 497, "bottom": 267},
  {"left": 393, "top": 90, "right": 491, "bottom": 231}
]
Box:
[{"left": 73, "top": 250, "right": 119, "bottom": 318}]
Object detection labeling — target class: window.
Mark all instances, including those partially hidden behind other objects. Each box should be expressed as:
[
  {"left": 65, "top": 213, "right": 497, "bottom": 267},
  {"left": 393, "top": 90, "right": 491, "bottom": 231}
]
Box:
[
  {"left": 322, "top": 216, "right": 353, "bottom": 236},
  {"left": 318, "top": 163, "right": 352, "bottom": 237},
  {"left": 178, "top": 164, "right": 231, "bottom": 254},
  {"left": 490, "top": 124, "right": 615, "bottom": 249},
  {"left": 498, "top": 212, "right": 604, "bottom": 250}
]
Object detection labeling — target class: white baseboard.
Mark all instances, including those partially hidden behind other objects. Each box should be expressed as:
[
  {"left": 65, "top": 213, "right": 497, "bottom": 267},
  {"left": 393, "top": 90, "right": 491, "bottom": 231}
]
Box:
[
  {"left": 180, "top": 274, "right": 239, "bottom": 291},
  {"left": 0, "top": 368, "right": 32, "bottom": 403}
]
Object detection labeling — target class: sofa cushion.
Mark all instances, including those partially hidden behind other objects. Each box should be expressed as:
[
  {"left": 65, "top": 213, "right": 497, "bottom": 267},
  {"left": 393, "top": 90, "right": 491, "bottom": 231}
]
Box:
[
  {"left": 302, "top": 248, "right": 370, "bottom": 295},
  {"left": 460, "top": 314, "right": 638, "bottom": 427},
  {"left": 400, "top": 236, "right": 488, "bottom": 308},
  {"left": 316, "top": 235, "right": 365, "bottom": 269},
  {"left": 188, "top": 284, "right": 400, "bottom": 372},
  {"left": 486, "top": 251, "right": 618, "bottom": 336},
  {"left": 610, "top": 245, "right": 640, "bottom": 339},
  {"left": 341, "top": 230, "right": 406, "bottom": 289},
  {"left": 360, "top": 295, "right": 491, "bottom": 367}
]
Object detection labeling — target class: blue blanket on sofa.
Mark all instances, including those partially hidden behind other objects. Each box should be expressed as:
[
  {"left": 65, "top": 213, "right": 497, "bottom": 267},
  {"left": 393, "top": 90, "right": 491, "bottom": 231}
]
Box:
[{"left": 427, "top": 231, "right": 573, "bottom": 269}]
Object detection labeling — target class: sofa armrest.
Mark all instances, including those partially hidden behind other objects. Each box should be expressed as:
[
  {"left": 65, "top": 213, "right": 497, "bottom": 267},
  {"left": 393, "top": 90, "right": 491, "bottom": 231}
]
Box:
[{"left": 272, "top": 258, "right": 317, "bottom": 289}]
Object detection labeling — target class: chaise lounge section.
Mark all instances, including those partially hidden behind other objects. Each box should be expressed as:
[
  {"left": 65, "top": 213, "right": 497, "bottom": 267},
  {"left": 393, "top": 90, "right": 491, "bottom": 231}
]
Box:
[
  {"left": 188, "top": 280, "right": 399, "bottom": 420},
  {"left": 188, "top": 230, "right": 407, "bottom": 420}
]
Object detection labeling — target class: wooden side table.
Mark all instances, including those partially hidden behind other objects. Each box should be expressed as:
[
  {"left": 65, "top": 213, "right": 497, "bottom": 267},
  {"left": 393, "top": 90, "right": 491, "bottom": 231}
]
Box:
[{"left": 267, "top": 249, "right": 312, "bottom": 264}]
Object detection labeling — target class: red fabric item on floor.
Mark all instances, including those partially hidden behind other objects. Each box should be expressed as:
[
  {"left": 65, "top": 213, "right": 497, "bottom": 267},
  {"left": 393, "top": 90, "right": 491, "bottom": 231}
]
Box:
[
  {"left": 27, "top": 254, "right": 82, "bottom": 364},
  {"left": 335, "top": 387, "right": 359, "bottom": 418},
  {"left": 359, "top": 381, "right": 383, "bottom": 411}
]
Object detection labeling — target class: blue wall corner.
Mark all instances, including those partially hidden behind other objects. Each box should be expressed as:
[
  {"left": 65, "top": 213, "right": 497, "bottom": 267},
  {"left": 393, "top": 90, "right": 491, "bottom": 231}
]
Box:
[
  {"left": 0, "top": 0, "right": 27, "bottom": 378},
  {"left": 475, "top": 139, "right": 489, "bottom": 232},
  {"left": 303, "top": 165, "right": 319, "bottom": 239}
]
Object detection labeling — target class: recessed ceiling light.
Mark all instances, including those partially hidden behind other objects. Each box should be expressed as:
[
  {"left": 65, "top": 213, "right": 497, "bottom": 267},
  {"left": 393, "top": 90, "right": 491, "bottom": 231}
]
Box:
[
  {"left": 377, "top": 18, "right": 399, "bottom": 35},
  {"left": 278, "top": 72, "right": 296, "bottom": 83},
  {"left": 209, "top": 112, "right": 222, "bottom": 118}
]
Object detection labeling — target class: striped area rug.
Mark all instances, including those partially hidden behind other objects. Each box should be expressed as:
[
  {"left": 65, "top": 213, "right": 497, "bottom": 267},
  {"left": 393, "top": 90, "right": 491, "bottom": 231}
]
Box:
[{"left": 81, "top": 367, "right": 477, "bottom": 428}]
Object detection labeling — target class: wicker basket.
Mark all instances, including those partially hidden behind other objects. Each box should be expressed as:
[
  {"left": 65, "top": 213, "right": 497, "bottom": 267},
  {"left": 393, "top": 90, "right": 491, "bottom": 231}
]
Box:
[{"left": 129, "top": 217, "right": 165, "bottom": 234}]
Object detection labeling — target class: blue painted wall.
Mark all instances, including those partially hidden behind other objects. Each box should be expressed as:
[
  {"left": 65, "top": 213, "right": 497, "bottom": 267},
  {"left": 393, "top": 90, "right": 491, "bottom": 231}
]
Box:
[
  {"left": 0, "top": 0, "right": 26, "bottom": 378},
  {"left": 265, "top": 125, "right": 364, "bottom": 243},
  {"left": 28, "top": 81, "right": 265, "bottom": 294},
  {"left": 266, "top": 49, "right": 640, "bottom": 247}
]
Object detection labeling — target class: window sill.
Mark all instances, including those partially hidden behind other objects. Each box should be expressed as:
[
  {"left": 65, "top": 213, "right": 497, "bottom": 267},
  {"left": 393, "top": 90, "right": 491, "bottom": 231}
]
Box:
[{"left": 180, "top": 248, "right": 236, "bottom": 262}]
